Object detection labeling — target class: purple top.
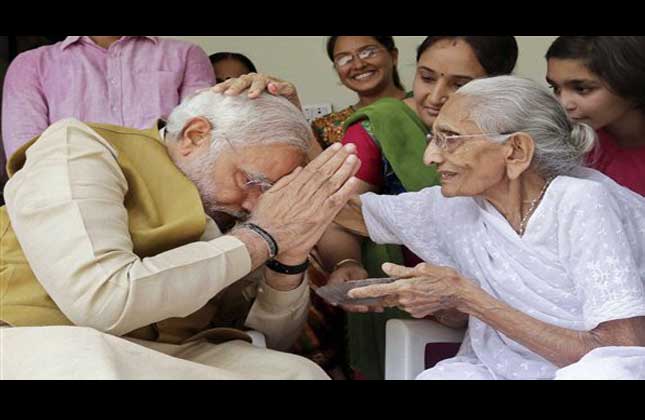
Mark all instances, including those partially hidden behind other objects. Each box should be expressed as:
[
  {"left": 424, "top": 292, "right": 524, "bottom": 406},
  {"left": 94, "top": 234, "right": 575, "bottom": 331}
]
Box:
[{"left": 2, "top": 36, "right": 215, "bottom": 158}]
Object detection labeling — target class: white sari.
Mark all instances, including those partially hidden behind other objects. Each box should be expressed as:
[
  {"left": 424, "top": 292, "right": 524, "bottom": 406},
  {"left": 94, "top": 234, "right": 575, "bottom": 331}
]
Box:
[{"left": 361, "top": 168, "right": 645, "bottom": 380}]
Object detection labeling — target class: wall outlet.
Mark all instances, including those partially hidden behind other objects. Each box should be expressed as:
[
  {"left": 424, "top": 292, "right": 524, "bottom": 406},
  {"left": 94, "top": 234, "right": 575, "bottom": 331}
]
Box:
[{"left": 303, "top": 103, "right": 333, "bottom": 123}]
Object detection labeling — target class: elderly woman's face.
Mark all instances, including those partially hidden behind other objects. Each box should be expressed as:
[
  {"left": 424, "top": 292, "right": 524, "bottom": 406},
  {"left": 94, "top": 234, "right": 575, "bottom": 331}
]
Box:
[{"left": 424, "top": 96, "right": 510, "bottom": 197}]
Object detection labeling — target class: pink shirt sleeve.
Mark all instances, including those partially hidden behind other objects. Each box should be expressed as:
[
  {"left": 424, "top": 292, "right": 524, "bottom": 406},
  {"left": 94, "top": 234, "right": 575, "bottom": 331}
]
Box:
[
  {"left": 178, "top": 44, "right": 215, "bottom": 101},
  {"left": 2, "top": 51, "right": 50, "bottom": 158},
  {"left": 341, "top": 122, "right": 383, "bottom": 186}
]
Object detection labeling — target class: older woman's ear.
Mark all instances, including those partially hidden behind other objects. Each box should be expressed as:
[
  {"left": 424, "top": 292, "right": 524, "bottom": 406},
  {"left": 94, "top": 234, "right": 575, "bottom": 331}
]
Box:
[{"left": 505, "top": 132, "right": 535, "bottom": 180}]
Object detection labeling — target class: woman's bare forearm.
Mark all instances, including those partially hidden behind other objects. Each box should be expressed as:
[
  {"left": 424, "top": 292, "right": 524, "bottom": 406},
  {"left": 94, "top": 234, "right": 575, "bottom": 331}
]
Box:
[
  {"left": 316, "top": 224, "right": 364, "bottom": 272},
  {"left": 459, "top": 285, "right": 645, "bottom": 367}
]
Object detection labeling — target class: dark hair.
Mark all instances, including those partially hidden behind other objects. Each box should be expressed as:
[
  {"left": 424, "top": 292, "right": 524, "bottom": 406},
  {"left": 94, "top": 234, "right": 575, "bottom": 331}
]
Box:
[
  {"left": 209, "top": 52, "right": 258, "bottom": 73},
  {"left": 416, "top": 36, "right": 518, "bottom": 76},
  {"left": 326, "top": 36, "right": 404, "bottom": 91},
  {"left": 546, "top": 36, "right": 645, "bottom": 111}
]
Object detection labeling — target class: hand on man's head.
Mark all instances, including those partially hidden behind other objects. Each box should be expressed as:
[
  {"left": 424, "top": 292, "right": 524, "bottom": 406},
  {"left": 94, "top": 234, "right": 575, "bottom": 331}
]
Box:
[{"left": 211, "top": 73, "right": 302, "bottom": 111}]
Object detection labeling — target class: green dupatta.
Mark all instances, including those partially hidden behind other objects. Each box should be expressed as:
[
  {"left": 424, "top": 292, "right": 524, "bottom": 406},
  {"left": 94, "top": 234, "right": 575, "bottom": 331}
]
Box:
[{"left": 342, "top": 97, "right": 440, "bottom": 379}]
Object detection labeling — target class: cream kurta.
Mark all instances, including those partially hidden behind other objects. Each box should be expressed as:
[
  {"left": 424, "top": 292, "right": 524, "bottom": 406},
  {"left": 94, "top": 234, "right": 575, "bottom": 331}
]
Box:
[{"left": 1, "top": 119, "right": 325, "bottom": 379}]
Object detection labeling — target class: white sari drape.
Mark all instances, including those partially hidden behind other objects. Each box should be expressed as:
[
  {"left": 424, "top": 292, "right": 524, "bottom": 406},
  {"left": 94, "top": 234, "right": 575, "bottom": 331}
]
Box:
[{"left": 361, "top": 168, "right": 645, "bottom": 380}]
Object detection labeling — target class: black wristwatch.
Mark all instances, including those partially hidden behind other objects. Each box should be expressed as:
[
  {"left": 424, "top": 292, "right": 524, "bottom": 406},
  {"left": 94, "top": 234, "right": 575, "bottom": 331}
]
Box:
[{"left": 265, "top": 258, "right": 309, "bottom": 275}]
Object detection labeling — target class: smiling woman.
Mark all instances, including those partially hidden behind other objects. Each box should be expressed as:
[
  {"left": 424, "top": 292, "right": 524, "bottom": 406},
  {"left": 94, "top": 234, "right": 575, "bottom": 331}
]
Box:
[{"left": 310, "top": 36, "right": 407, "bottom": 149}]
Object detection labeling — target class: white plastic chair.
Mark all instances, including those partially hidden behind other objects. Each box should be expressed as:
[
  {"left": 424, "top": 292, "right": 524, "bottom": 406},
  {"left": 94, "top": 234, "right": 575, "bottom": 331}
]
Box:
[
  {"left": 385, "top": 319, "right": 465, "bottom": 380},
  {"left": 246, "top": 330, "right": 267, "bottom": 348}
]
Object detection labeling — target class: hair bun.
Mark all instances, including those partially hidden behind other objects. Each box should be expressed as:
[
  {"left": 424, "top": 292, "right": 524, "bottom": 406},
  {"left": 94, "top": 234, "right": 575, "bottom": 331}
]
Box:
[{"left": 569, "top": 122, "right": 597, "bottom": 156}]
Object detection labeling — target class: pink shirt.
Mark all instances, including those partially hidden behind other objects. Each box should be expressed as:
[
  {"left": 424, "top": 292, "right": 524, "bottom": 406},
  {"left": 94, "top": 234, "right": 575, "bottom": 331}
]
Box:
[
  {"left": 2, "top": 36, "right": 215, "bottom": 158},
  {"left": 586, "top": 129, "right": 645, "bottom": 196}
]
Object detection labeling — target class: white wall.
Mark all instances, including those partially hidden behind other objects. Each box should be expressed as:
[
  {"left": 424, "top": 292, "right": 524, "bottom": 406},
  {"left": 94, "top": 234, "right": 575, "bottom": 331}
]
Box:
[{"left": 166, "top": 36, "right": 557, "bottom": 112}]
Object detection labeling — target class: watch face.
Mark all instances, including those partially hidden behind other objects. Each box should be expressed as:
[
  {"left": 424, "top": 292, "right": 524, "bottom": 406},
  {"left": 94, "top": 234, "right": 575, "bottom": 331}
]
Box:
[{"left": 315, "top": 277, "right": 396, "bottom": 306}]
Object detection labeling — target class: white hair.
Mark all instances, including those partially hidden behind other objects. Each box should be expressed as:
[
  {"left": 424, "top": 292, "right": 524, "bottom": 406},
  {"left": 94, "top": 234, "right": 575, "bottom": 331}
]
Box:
[
  {"left": 165, "top": 90, "right": 311, "bottom": 222},
  {"left": 455, "top": 76, "right": 597, "bottom": 178},
  {"left": 166, "top": 89, "right": 311, "bottom": 158}
]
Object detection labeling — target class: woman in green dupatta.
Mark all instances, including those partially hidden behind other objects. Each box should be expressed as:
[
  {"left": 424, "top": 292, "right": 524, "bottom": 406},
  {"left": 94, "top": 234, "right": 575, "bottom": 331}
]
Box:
[{"left": 316, "top": 36, "right": 519, "bottom": 379}]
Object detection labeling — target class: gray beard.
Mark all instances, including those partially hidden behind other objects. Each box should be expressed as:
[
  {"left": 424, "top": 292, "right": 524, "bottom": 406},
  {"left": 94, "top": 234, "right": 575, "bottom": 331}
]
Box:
[
  {"left": 202, "top": 200, "right": 250, "bottom": 233},
  {"left": 172, "top": 154, "right": 250, "bottom": 232}
]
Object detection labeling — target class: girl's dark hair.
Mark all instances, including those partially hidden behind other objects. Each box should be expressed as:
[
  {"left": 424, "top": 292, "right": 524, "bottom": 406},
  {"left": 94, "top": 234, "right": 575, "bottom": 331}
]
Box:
[
  {"left": 416, "top": 36, "right": 518, "bottom": 76},
  {"left": 209, "top": 52, "right": 258, "bottom": 73},
  {"left": 546, "top": 36, "right": 645, "bottom": 110},
  {"left": 326, "top": 36, "right": 404, "bottom": 91}
]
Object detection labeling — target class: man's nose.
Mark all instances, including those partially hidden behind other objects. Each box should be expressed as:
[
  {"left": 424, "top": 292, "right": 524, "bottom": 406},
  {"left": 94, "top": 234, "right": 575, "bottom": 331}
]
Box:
[{"left": 240, "top": 190, "right": 261, "bottom": 213}]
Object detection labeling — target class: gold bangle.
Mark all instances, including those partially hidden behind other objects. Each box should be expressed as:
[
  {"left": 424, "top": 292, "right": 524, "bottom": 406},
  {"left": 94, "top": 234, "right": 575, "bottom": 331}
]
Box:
[{"left": 334, "top": 258, "right": 362, "bottom": 271}]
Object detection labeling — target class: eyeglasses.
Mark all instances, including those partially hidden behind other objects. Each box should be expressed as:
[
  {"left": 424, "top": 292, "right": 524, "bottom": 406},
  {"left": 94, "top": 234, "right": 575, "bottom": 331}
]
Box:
[
  {"left": 243, "top": 172, "right": 274, "bottom": 193},
  {"left": 426, "top": 131, "right": 513, "bottom": 153},
  {"left": 334, "top": 46, "right": 383, "bottom": 68},
  {"left": 219, "top": 134, "right": 275, "bottom": 193}
]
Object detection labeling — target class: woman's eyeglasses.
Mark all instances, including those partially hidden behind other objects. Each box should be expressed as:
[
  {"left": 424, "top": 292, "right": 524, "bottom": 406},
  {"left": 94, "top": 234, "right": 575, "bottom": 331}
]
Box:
[
  {"left": 426, "top": 131, "right": 513, "bottom": 153},
  {"left": 334, "top": 46, "right": 383, "bottom": 68}
]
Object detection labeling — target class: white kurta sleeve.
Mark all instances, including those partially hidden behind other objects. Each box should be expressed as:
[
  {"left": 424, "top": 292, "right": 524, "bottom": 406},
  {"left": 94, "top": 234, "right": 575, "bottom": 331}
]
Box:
[
  {"left": 360, "top": 187, "right": 456, "bottom": 267},
  {"left": 4, "top": 119, "right": 253, "bottom": 336},
  {"left": 561, "top": 181, "right": 645, "bottom": 330},
  {"left": 361, "top": 191, "right": 419, "bottom": 245}
]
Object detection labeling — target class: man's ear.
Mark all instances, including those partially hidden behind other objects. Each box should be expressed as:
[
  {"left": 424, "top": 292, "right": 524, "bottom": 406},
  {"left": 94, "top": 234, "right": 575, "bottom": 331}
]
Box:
[
  {"left": 177, "top": 117, "right": 213, "bottom": 157},
  {"left": 505, "top": 132, "right": 535, "bottom": 180},
  {"left": 306, "top": 136, "right": 323, "bottom": 163}
]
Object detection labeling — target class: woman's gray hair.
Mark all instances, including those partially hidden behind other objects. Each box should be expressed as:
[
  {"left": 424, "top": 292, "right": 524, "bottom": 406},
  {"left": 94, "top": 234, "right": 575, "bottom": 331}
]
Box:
[
  {"left": 165, "top": 89, "right": 311, "bottom": 158},
  {"left": 455, "top": 75, "right": 597, "bottom": 178}
]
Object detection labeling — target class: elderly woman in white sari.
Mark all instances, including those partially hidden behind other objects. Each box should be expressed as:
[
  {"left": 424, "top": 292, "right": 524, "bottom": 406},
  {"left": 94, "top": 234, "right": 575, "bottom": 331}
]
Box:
[{"left": 347, "top": 75, "right": 645, "bottom": 380}]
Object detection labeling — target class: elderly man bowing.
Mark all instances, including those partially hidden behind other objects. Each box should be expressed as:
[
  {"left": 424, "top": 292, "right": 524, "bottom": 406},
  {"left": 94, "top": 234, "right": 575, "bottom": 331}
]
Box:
[{"left": 0, "top": 88, "right": 360, "bottom": 379}]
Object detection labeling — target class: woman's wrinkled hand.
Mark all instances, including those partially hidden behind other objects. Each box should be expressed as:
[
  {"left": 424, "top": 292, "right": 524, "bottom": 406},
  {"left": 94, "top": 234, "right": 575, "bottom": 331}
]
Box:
[
  {"left": 211, "top": 73, "right": 302, "bottom": 110},
  {"left": 347, "top": 262, "right": 473, "bottom": 318}
]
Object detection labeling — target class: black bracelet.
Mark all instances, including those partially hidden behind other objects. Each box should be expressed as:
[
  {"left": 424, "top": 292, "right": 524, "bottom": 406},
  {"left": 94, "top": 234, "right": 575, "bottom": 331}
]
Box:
[
  {"left": 242, "top": 223, "right": 278, "bottom": 259},
  {"left": 265, "top": 258, "right": 310, "bottom": 275}
]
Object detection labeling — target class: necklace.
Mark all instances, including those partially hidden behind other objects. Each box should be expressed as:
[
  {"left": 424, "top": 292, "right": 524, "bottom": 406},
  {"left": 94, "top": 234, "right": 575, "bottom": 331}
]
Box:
[{"left": 518, "top": 178, "right": 553, "bottom": 236}]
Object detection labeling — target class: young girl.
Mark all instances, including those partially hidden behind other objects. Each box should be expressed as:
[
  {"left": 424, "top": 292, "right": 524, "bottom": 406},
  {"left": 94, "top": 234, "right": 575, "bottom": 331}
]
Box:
[{"left": 546, "top": 36, "right": 645, "bottom": 196}]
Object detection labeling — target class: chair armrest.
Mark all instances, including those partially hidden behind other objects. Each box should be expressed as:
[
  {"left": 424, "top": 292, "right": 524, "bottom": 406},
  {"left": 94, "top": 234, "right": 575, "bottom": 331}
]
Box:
[
  {"left": 385, "top": 318, "right": 465, "bottom": 380},
  {"left": 246, "top": 330, "right": 267, "bottom": 348}
]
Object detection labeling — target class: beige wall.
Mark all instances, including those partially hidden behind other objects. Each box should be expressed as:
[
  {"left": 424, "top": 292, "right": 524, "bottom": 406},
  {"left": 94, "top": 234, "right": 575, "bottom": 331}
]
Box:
[{"left": 166, "top": 36, "right": 557, "bottom": 112}]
